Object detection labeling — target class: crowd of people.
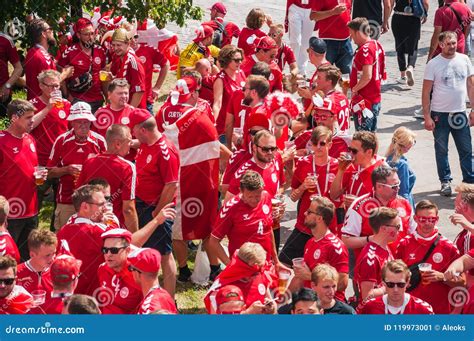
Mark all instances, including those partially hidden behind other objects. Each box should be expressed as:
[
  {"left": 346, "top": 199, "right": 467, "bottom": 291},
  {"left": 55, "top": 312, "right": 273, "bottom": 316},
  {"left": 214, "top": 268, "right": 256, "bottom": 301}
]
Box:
[{"left": 0, "top": 0, "right": 473, "bottom": 315}]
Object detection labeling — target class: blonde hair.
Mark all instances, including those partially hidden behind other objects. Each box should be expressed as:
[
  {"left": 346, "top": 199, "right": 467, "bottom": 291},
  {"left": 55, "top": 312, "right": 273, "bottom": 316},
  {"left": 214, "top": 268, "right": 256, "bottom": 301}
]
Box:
[
  {"left": 455, "top": 183, "right": 474, "bottom": 208},
  {"left": 37, "top": 69, "right": 61, "bottom": 84},
  {"left": 0, "top": 196, "right": 9, "bottom": 225},
  {"left": 311, "top": 263, "right": 339, "bottom": 285},
  {"left": 385, "top": 127, "right": 416, "bottom": 163},
  {"left": 238, "top": 242, "right": 266, "bottom": 267}
]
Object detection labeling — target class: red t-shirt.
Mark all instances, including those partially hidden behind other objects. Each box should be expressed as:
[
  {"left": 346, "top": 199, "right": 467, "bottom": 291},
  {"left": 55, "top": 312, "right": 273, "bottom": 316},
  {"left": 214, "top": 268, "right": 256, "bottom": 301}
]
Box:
[
  {"left": 237, "top": 28, "right": 267, "bottom": 56},
  {"left": 30, "top": 96, "right": 71, "bottom": 166},
  {"left": 212, "top": 192, "right": 274, "bottom": 258},
  {"left": 228, "top": 157, "right": 285, "bottom": 197},
  {"left": 215, "top": 70, "right": 246, "bottom": 135},
  {"left": 329, "top": 134, "right": 351, "bottom": 159},
  {"left": 56, "top": 217, "right": 113, "bottom": 296},
  {"left": 341, "top": 158, "right": 385, "bottom": 197},
  {"left": 202, "top": 18, "right": 241, "bottom": 47},
  {"left": 77, "top": 154, "right": 136, "bottom": 225},
  {"left": 156, "top": 101, "right": 213, "bottom": 132},
  {"left": 57, "top": 43, "right": 106, "bottom": 102},
  {"left": 354, "top": 241, "right": 393, "bottom": 292},
  {"left": 47, "top": 130, "right": 106, "bottom": 204},
  {"left": 326, "top": 90, "right": 350, "bottom": 134},
  {"left": 93, "top": 104, "right": 134, "bottom": 138},
  {"left": 241, "top": 55, "right": 283, "bottom": 92},
  {"left": 16, "top": 261, "right": 53, "bottom": 314},
  {"left": 0, "top": 34, "right": 20, "bottom": 86},
  {"left": 25, "top": 45, "right": 57, "bottom": 100},
  {"left": 0, "top": 285, "right": 34, "bottom": 314},
  {"left": 137, "top": 286, "right": 177, "bottom": 314},
  {"left": 134, "top": 44, "right": 167, "bottom": 104},
  {"left": 396, "top": 232, "right": 460, "bottom": 314},
  {"left": 227, "top": 90, "right": 249, "bottom": 129},
  {"left": 97, "top": 261, "right": 143, "bottom": 314},
  {"left": 276, "top": 44, "right": 296, "bottom": 72},
  {"left": 303, "top": 232, "right": 349, "bottom": 300},
  {"left": 433, "top": 2, "right": 472, "bottom": 56},
  {"left": 110, "top": 49, "right": 146, "bottom": 108},
  {"left": 222, "top": 149, "right": 252, "bottom": 186},
  {"left": 350, "top": 40, "right": 385, "bottom": 104},
  {"left": 313, "top": 0, "right": 351, "bottom": 40},
  {"left": 135, "top": 135, "right": 180, "bottom": 206},
  {"left": 291, "top": 155, "right": 339, "bottom": 234},
  {"left": 357, "top": 294, "right": 434, "bottom": 314},
  {"left": 0, "top": 131, "right": 38, "bottom": 219},
  {"left": 0, "top": 231, "right": 20, "bottom": 262},
  {"left": 199, "top": 75, "right": 216, "bottom": 104}
]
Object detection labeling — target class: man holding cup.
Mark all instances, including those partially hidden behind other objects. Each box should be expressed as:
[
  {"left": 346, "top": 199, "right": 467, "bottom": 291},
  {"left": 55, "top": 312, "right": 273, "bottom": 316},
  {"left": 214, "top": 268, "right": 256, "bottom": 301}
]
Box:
[
  {"left": 0, "top": 100, "right": 39, "bottom": 262},
  {"left": 396, "top": 200, "right": 464, "bottom": 314},
  {"left": 47, "top": 102, "right": 106, "bottom": 230}
]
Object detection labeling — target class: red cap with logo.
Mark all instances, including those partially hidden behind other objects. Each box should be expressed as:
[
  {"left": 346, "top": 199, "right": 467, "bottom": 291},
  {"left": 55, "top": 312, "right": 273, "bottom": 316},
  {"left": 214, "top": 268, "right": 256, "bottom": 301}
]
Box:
[
  {"left": 194, "top": 25, "right": 214, "bottom": 43},
  {"left": 50, "top": 254, "right": 82, "bottom": 284},
  {"left": 169, "top": 77, "right": 198, "bottom": 105},
  {"left": 246, "top": 113, "right": 270, "bottom": 130},
  {"left": 127, "top": 248, "right": 162, "bottom": 273},
  {"left": 101, "top": 228, "right": 132, "bottom": 243},
  {"left": 74, "top": 18, "right": 93, "bottom": 34},
  {"left": 255, "top": 36, "right": 278, "bottom": 50},
  {"left": 313, "top": 97, "right": 337, "bottom": 115},
  {"left": 216, "top": 285, "right": 244, "bottom": 306},
  {"left": 210, "top": 2, "right": 227, "bottom": 14},
  {"left": 128, "top": 108, "right": 153, "bottom": 129}
]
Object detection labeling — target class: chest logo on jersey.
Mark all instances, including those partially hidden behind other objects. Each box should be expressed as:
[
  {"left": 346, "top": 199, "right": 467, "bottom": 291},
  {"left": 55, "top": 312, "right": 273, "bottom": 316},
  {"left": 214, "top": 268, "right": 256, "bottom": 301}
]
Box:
[
  {"left": 120, "top": 286, "right": 129, "bottom": 299},
  {"left": 94, "top": 57, "right": 102, "bottom": 65},
  {"left": 243, "top": 214, "right": 250, "bottom": 221},
  {"left": 12, "top": 147, "right": 19, "bottom": 154},
  {"left": 146, "top": 154, "right": 152, "bottom": 164},
  {"left": 271, "top": 173, "right": 277, "bottom": 183},
  {"left": 58, "top": 110, "right": 66, "bottom": 119},
  {"left": 327, "top": 173, "right": 336, "bottom": 182},
  {"left": 30, "top": 143, "right": 36, "bottom": 153},
  {"left": 240, "top": 81, "right": 246, "bottom": 87},
  {"left": 139, "top": 56, "right": 146, "bottom": 64},
  {"left": 262, "top": 204, "right": 270, "bottom": 215},
  {"left": 313, "top": 249, "right": 321, "bottom": 260},
  {"left": 408, "top": 253, "right": 416, "bottom": 260},
  {"left": 78, "top": 60, "right": 84, "bottom": 66},
  {"left": 121, "top": 117, "right": 130, "bottom": 125},
  {"left": 269, "top": 73, "right": 274, "bottom": 81},
  {"left": 246, "top": 34, "right": 256, "bottom": 45},
  {"left": 432, "top": 252, "right": 443, "bottom": 264},
  {"left": 258, "top": 283, "right": 266, "bottom": 295}
]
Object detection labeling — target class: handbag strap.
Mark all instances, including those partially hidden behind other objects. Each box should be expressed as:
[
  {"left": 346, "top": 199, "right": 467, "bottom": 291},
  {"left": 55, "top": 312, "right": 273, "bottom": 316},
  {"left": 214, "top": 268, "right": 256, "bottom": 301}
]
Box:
[
  {"left": 419, "top": 234, "right": 441, "bottom": 263},
  {"left": 447, "top": 4, "right": 465, "bottom": 32}
]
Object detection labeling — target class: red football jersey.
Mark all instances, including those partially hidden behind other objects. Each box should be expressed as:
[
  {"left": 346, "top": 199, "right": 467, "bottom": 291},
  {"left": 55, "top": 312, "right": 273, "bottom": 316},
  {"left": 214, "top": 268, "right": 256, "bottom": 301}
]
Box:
[
  {"left": 228, "top": 90, "right": 249, "bottom": 129},
  {"left": 326, "top": 90, "right": 350, "bottom": 134},
  {"left": 227, "top": 157, "right": 285, "bottom": 197},
  {"left": 350, "top": 40, "right": 385, "bottom": 104},
  {"left": 57, "top": 43, "right": 106, "bottom": 102},
  {"left": 0, "top": 231, "right": 20, "bottom": 262},
  {"left": 396, "top": 232, "right": 460, "bottom": 314},
  {"left": 202, "top": 18, "right": 241, "bottom": 47},
  {"left": 303, "top": 231, "right": 349, "bottom": 301},
  {"left": 291, "top": 155, "right": 339, "bottom": 234},
  {"left": 137, "top": 286, "right": 177, "bottom": 314},
  {"left": 212, "top": 192, "right": 274, "bottom": 258},
  {"left": 25, "top": 45, "right": 57, "bottom": 100},
  {"left": 240, "top": 55, "right": 283, "bottom": 92},
  {"left": 97, "top": 261, "right": 143, "bottom": 314},
  {"left": 215, "top": 69, "right": 246, "bottom": 135},
  {"left": 354, "top": 241, "right": 393, "bottom": 292},
  {"left": 0, "top": 285, "right": 34, "bottom": 314},
  {"left": 341, "top": 157, "right": 385, "bottom": 197},
  {"left": 312, "top": 0, "right": 351, "bottom": 40},
  {"left": 454, "top": 229, "right": 474, "bottom": 255},
  {"left": 199, "top": 75, "right": 215, "bottom": 104},
  {"left": 357, "top": 294, "right": 434, "bottom": 314},
  {"left": 56, "top": 217, "right": 113, "bottom": 296},
  {"left": 0, "top": 34, "right": 20, "bottom": 86},
  {"left": 237, "top": 28, "right": 267, "bottom": 56},
  {"left": 110, "top": 49, "right": 146, "bottom": 108},
  {"left": 0, "top": 131, "right": 38, "bottom": 219},
  {"left": 276, "top": 44, "right": 296, "bottom": 72},
  {"left": 134, "top": 44, "right": 167, "bottom": 104},
  {"left": 135, "top": 135, "right": 179, "bottom": 205},
  {"left": 329, "top": 134, "right": 351, "bottom": 159},
  {"left": 156, "top": 103, "right": 199, "bottom": 132},
  {"left": 92, "top": 104, "right": 134, "bottom": 138},
  {"left": 222, "top": 149, "right": 252, "bottom": 186},
  {"left": 77, "top": 153, "right": 136, "bottom": 226},
  {"left": 47, "top": 130, "right": 106, "bottom": 204},
  {"left": 30, "top": 96, "right": 71, "bottom": 166},
  {"left": 16, "top": 261, "right": 53, "bottom": 314}
]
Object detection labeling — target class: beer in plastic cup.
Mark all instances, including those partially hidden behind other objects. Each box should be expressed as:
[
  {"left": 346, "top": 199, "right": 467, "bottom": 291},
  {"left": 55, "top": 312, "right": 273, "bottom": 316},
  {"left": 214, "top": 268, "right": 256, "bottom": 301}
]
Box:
[
  {"left": 99, "top": 70, "right": 109, "bottom": 82},
  {"left": 51, "top": 90, "right": 64, "bottom": 109},
  {"left": 71, "top": 164, "right": 82, "bottom": 186},
  {"left": 343, "top": 194, "right": 357, "bottom": 209},
  {"left": 284, "top": 140, "right": 295, "bottom": 151},
  {"left": 418, "top": 263, "right": 432, "bottom": 285},
  {"left": 292, "top": 258, "right": 305, "bottom": 268},
  {"left": 34, "top": 166, "right": 47, "bottom": 186},
  {"left": 307, "top": 172, "right": 317, "bottom": 193},
  {"left": 104, "top": 202, "right": 115, "bottom": 225},
  {"left": 272, "top": 198, "right": 281, "bottom": 229},
  {"left": 278, "top": 269, "right": 291, "bottom": 295},
  {"left": 31, "top": 290, "right": 46, "bottom": 306}
]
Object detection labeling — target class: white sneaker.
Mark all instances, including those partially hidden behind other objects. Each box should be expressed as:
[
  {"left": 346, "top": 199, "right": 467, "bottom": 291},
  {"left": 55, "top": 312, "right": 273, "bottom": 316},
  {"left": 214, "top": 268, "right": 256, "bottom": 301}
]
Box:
[
  {"left": 396, "top": 76, "right": 407, "bottom": 85},
  {"left": 406, "top": 66, "right": 414, "bottom": 86},
  {"left": 414, "top": 108, "right": 424, "bottom": 119}
]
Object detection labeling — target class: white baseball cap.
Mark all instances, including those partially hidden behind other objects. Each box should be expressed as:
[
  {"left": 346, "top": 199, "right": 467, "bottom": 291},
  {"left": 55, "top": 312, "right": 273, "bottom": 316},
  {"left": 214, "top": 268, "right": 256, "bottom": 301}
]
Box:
[{"left": 67, "top": 102, "right": 96, "bottom": 121}]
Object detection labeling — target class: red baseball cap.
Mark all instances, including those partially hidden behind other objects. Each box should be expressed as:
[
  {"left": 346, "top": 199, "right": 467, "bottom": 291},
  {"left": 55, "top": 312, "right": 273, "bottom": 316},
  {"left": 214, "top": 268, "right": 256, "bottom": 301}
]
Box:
[
  {"left": 129, "top": 108, "right": 153, "bottom": 129},
  {"left": 127, "top": 248, "right": 162, "bottom": 273},
  {"left": 194, "top": 25, "right": 214, "bottom": 43},
  {"left": 50, "top": 254, "right": 82, "bottom": 284},
  {"left": 246, "top": 113, "right": 270, "bottom": 130},
  {"left": 170, "top": 77, "right": 198, "bottom": 105},
  {"left": 210, "top": 2, "right": 227, "bottom": 14},
  {"left": 255, "top": 36, "right": 278, "bottom": 50},
  {"left": 74, "top": 18, "right": 93, "bottom": 34},
  {"left": 313, "top": 97, "right": 337, "bottom": 115},
  {"left": 216, "top": 285, "right": 244, "bottom": 306},
  {"left": 101, "top": 228, "right": 132, "bottom": 243}
]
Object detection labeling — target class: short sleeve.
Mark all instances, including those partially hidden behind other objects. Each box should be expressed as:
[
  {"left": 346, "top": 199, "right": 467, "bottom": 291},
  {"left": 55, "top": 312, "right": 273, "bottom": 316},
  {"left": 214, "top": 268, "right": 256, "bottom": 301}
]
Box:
[
  {"left": 46, "top": 136, "right": 63, "bottom": 167},
  {"left": 211, "top": 203, "right": 234, "bottom": 240},
  {"left": 121, "top": 162, "right": 136, "bottom": 201},
  {"left": 341, "top": 207, "right": 362, "bottom": 237}
]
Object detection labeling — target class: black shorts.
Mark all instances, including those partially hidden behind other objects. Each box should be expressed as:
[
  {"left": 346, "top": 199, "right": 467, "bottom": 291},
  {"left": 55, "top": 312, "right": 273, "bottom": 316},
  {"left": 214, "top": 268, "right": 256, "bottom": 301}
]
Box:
[
  {"left": 278, "top": 228, "right": 312, "bottom": 266},
  {"left": 136, "top": 198, "right": 173, "bottom": 255}
]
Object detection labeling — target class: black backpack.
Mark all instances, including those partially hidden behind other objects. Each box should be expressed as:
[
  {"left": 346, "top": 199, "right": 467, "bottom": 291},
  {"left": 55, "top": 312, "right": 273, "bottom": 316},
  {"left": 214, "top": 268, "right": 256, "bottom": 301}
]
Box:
[{"left": 212, "top": 19, "right": 229, "bottom": 48}]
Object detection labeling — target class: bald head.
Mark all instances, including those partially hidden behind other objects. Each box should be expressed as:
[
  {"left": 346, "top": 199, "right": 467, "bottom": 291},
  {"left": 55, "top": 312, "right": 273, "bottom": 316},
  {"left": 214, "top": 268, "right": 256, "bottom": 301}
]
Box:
[{"left": 195, "top": 58, "right": 211, "bottom": 76}]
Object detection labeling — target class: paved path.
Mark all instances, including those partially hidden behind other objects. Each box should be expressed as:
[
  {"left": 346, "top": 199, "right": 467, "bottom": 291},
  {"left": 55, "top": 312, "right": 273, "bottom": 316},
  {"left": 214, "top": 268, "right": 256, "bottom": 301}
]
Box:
[{"left": 169, "top": 1, "right": 474, "bottom": 243}]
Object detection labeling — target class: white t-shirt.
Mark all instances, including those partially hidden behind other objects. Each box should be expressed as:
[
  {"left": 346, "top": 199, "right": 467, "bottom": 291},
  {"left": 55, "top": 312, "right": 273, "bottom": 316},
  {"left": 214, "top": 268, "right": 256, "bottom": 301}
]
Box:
[{"left": 424, "top": 53, "right": 474, "bottom": 113}]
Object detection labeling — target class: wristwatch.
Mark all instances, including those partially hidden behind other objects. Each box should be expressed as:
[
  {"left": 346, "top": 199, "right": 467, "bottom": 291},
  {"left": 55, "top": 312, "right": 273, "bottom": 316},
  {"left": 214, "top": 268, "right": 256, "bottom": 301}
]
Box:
[{"left": 4, "top": 83, "right": 11, "bottom": 89}]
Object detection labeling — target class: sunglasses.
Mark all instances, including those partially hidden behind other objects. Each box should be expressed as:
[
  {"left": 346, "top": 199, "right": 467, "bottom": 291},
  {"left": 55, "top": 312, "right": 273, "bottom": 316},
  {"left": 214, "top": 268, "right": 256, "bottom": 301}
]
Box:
[
  {"left": 102, "top": 246, "right": 127, "bottom": 254},
  {"left": 415, "top": 216, "right": 439, "bottom": 224},
  {"left": 232, "top": 58, "right": 243, "bottom": 63},
  {"left": 384, "top": 281, "right": 407, "bottom": 288},
  {"left": 383, "top": 223, "right": 401, "bottom": 230},
  {"left": 105, "top": 196, "right": 112, "bottom": 202},
  {"left": 377, "top": 182, "right": 401, "bottom": 190},
  {"left": 0, "top": 278, "right": 15, "bottom": 285},
  {"left": 348, "top": 147, "right": 359, "bottom": 155},
  {"left": 312, "top": 141, "right": 328, "bottom": 147},
  {"left": 257, "top": 145, "right": 278, "bottom": 153},
  {"left": 128, "top": 265, "right": 142, "bottom": 273}
]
